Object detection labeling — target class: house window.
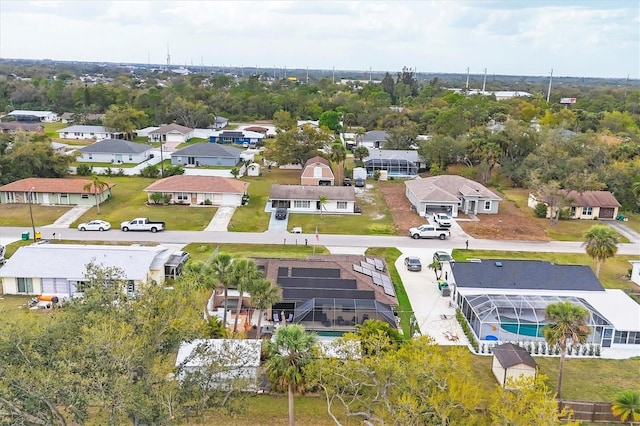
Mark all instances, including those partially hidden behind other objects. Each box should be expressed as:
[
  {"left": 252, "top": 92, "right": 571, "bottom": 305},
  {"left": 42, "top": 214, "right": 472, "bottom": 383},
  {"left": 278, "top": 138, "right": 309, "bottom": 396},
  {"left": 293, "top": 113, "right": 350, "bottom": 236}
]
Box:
[
  {"left": 177, "top": 192, "right": 188, "bottom": 201},
  {"left": 126, "top": 281, "right": 135, "bottom": 297},
  {"left": 128, "top": 155, "right": 133, "bottom": 161},
  {"left": 88, "top": 154, "right": 93, "bottom": 159},
  {"left": 81, "top": 194, "right": 89, "bottom": 199},
  {"left": 629, "top": 332, "right": 640, "bottom": 344},
  {"left": 614, "top": 331, "right": 628, "bottom": 344},
  {"left": 337, "top": 201, "right": 347, "bottom": 209},
  {"left": 484, "top": 201, "right": 491, "bottom": 210},
  {"left": 583, "top": 206, "right": 593, "bottom": 216},
  {"left": 294, "top": 200, "right": 310, "bottom": 208},
  {"left": 17, "top": 277, "right": 33, "bottom": 293}
]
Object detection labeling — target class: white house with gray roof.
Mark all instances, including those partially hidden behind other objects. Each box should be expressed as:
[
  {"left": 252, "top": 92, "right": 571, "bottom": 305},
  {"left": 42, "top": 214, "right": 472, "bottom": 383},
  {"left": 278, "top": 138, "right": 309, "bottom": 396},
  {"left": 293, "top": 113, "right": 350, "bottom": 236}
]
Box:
[
  {"left": 363, "top": 149, "right": 424, "bottom": 177},
  {"left": 79, "top": 139, "right": 153, "bottom": 164},
  {"left": 0, "top": 244, "right": 172, "bottom": 298},
  {"left": 361, "top": 130, "right": 389, "bottom": 149},
  {"left": 405, "top": 175, "right": 501, "bottom": 217},
  {"left": 269, "top": 184, "right": 357, "bottom": 214},
  {"left": 58, "top": 125, "right": 123, "bottom": 141},
  {"left": 170, "top": 143, "right": 242, "bottom": 167},
  {"left": 7, "top": 110, "right": 58, "bottom": 122}
]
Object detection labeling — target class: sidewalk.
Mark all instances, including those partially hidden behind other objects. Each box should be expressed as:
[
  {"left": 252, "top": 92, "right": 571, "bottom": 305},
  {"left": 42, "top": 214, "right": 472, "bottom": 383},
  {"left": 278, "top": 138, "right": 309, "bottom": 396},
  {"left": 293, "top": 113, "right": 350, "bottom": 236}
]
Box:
[{"left": 41, "top": 205, "right": 91, "bottom": 228}]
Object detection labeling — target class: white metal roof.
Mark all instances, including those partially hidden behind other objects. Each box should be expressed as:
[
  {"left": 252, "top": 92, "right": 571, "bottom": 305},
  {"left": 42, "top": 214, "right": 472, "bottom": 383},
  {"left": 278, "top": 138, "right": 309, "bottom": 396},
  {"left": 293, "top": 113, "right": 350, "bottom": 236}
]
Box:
[{"left": 0, "top": 244, "right": 169, "bottom": 281}]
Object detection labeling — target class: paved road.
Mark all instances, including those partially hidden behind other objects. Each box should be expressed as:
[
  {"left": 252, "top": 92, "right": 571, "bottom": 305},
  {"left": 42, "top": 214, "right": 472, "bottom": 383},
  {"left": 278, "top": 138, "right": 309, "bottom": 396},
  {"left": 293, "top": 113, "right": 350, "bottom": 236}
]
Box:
[{"left": 2, "top": 226, "right": 638, "bottom": 255}]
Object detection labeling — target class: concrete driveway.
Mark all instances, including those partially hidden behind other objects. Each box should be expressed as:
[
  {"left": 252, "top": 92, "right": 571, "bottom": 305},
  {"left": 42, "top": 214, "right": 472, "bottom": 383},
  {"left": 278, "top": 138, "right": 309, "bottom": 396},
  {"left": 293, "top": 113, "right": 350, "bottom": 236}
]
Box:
[{"left": 204, "top": 206, "right": 236, "bottom": 231}]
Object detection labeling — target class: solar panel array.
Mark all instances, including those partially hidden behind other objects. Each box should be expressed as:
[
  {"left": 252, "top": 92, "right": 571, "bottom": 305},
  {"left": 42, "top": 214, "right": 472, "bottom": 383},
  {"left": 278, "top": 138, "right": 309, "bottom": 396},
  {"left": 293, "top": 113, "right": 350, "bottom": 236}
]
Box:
[
  {"left": 291, "top": 267, "right": 341, "bottom": 278},
  {"left": 352, "top": 258, "right": 395, "bottom": 297}
]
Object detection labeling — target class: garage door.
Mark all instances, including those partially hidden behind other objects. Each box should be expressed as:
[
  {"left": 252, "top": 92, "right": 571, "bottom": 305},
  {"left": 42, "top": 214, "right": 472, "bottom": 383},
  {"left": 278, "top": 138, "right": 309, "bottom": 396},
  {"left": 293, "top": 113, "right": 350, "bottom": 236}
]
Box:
[{"left": 599, "top": 208, "right": 615, "bottom": 219}]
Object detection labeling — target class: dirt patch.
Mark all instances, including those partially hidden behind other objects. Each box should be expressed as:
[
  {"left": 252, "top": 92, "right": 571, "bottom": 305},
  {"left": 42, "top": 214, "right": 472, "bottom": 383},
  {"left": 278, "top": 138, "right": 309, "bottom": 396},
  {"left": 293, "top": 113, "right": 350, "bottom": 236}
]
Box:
[{"left": 378, "top": 182, "right": 549, "bottom": 240}]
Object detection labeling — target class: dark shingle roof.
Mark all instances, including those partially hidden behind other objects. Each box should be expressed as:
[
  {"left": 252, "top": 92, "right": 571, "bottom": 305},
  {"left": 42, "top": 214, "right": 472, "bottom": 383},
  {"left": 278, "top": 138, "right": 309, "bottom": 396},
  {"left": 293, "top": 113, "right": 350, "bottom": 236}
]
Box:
[
  {"left": 80, "top": 139, "right": 150, "bottom": 154},
  {"left": 269, "top": 184, "right": 355, "bottom": 201},
  {"left": 453, "top": 260, "right": 604, "bottom": 292},
  {"left": 363, "top": 130, "right": 389, "bottom": 143},
  {"left": 493, "top": 343, "right": 537, "bottom": 368},
  {"left": 171, "top": 143, "right": 242, "bottom": 158}
]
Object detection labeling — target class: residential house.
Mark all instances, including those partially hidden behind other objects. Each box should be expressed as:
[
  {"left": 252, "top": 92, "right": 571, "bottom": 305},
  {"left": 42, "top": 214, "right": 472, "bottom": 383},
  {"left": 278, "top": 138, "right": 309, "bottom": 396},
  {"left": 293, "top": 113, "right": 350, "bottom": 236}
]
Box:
[
  {"left": 78, "top": 139, "right": 153, "bottom": 164},
  {"left": 209, "top": 130, "right": 265, "bottom": 146},
  {"left": 249, "top": 255, "right": 398, "bottom": 334},
  {"left": 527, "top": 190, "right": 621, "bottom": 220},
  {"left": 212, "top": 116, "right": 229, "bottom": 130},
  {"left": 364, "top": 149, "right": 424, "bottom": 178},
  {"left": 492, "top": 343, "right": 537, "bottom": 389},
  {"left": 0, "top": 244, "right": 171, "bottom": 297},
  {"left": 405, "top": 175, "right": 502, "bottom": 217},
  {"left": 449, "top": 259, "right": 640, "bottom": 357},
  {"left": 59, "top": 112, "right": 105, "bottom": 124},
  {"left": 269, "top": 184, "right": 357, "bottom": 214},
  {"left": 629, "top": 261, "right": 640, "bottom": 286},
  {"left": 51, "top": 142, "right": 66, "bottom": 153},
  {"left": 300, "top": 156, "right": 335, "bottom": 186},
  {"left": 58, "top": 125, "right": 123, "bottom": 141},
  {"left": 149, "top": 123, "right": 194, "bottom": 143},
  {"left": 361, "top": 130, "right": 389, "bottom": 149},
  {"left": 0, "top": 122, "right": 44, "bottom": 134},
  {"left": 143, "top": 175, "right": 249, "bottom": 206},
  {"left": 170, "top": 143, "right": 242, "bottom": 167},
  {"left": 175, "top": 339, "right": 262, "bottom": 389},
  {"left": 135, "top": 126, "right": 160, "bottom": 138},
  {"left": 6, "top": 110, "right": 58, "bottom": 123},
  {"left": 0, "top": 177, "right": 113, "bottom": 206}
]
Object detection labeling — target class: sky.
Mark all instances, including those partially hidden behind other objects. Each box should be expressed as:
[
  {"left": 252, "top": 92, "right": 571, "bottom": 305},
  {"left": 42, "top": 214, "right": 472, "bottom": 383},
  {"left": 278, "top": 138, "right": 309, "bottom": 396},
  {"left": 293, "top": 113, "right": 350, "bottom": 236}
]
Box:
[{"left": 1, "top": 0, "right": 638, "bottom": 79}]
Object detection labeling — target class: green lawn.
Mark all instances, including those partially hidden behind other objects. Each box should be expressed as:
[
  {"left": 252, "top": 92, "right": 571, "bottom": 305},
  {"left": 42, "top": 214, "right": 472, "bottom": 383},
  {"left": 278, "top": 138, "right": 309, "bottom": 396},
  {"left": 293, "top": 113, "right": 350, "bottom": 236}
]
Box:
[
  {"left": 453, "top": 249, "right": 638, "bottom": 292},
  {"left": 71, "top": 176, "right": 216, "bottom": 231},
  {"left": 501, "top": 188, "right": 631, "bottom": 242},
  {"left": 43, "top": 121, "right": 67, "bottom": 138},
  {"left": 73, "top": 161, "right": 138, "bottom": 168},
  {"left": 0, "top": 204, "right": 72, "bottom": 227},
  {"left": 181, "top": 243, "right": 329, "bottom": 262}
]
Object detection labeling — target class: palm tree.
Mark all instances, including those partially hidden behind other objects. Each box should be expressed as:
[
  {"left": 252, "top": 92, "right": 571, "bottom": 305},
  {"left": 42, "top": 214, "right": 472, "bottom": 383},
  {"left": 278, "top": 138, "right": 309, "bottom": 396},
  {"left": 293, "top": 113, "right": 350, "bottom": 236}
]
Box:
[
  {"left": 83, "top": 174, "right": 110, "bottom": 214},
  {"left": 180, "top": 259, "right": 217, "bottom": 320},
  {"left": 210, "top": 254, "right": 234, "bottom": 326},
  {"left": 250, "top": 278, "right": 281, "bottom": 339},
  {"left": 318, "top": 195, "right": 328, "bottom": 218},
  {"left": 542, "top": 301, "right": 591, "bottom": 400},
  {"left": 353, "top": 145, "right": 369, "bottom": 165},
  {"left": 329, "top": 142, "right": 347, "bottom": 183},
  {"left": 427, "top": 259, "right": 443, "bottom": 280},
  {"left": 354, "top": 127, "right": 365, "bottom": 147},
  {"left": 231, "top": 258, "right": 261, "bottom": 334},
  {"left": 612, "top": 390, "right": 640, "bottom": 423},
  {"left": 583, "top": 225, "right": 619, "bottom": 277},
  {"left": 265, "top": 324, "right": 316, "bottom": 426}
]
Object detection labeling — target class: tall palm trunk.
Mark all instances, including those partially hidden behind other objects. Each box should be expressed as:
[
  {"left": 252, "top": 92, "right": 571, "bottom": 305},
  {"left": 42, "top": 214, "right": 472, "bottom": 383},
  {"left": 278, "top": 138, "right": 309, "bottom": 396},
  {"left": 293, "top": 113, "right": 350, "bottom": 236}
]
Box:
[
  {"left": 222, "top": 288, "right": 229, "bottom": 326},
  {"left": 288, "top": 382, "right": 295, "bottom": 426},
  {"left": 94, "top": 187, "right": 100, "bottom": 213},
  {"left": 233, "top": 290, "right": 244, "bottom": 333},
  {"left": 256, "top": 308, "right": 264, "bottom": 339}
]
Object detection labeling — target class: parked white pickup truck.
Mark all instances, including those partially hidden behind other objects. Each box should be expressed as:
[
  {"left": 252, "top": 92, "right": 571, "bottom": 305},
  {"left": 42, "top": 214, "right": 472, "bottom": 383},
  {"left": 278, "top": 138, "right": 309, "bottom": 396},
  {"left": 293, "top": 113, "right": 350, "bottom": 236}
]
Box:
[
  {"left": 409, "top": 225, "right": 451, "bottom": 240},
  {"left": 120, "top": 218, "right": 165, "bottom": 233},
  {"left": 433, "top": 213, "right": 452, "bottom": 227}
]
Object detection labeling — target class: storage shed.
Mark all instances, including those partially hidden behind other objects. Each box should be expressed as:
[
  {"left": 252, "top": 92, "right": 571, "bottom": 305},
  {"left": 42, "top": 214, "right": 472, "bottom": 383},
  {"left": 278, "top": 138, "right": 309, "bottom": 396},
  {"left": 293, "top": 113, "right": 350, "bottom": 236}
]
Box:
[{"left": 491, "top": 343, "right": 537, "bottom": 389}]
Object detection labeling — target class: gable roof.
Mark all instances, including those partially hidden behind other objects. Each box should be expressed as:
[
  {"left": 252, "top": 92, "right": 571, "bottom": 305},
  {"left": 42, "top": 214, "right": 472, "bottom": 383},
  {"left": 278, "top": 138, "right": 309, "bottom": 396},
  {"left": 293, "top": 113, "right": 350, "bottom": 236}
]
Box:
[
  {"left": 59, "top": 125, "right": 115, "bottom": 134},
  {"left": 144, "top": 175, "right": 249, "bottom": 194},
  {"left": 493, "top": 343, "right": 537, "bottom": 368},
  {"left": 363, "top": 149, "right": 421, "bottom": 163},
  {"left": 362, "top": 130, "right": 389, "bottom": 143},
  {"left": 405, "top": 175, "right": 502, "bottom": 202},
  {"left": 150, "top": 123, "right": 193, "bottom": 134},
  {"left": 171, "top": 143, "right": 242, "bottom": 158},
  {"left": 8, "top": 110, "right": 54, "bottom": 118},
  {"left": 79, "top": 139, "right": 150, "bottom": 154},
  {"left": 0, "top": 244, "right": 166, "bottom": 281},
  {"left": 215, "top": 116, "right": 229, "bottom": 124},
  {"left": 0, "top": 177, "right": 113, "bottom": 194},
  {"left": 562, "top": 190, "right": 621, "bottom": 208},
  {"left": 303, "top": 156, "right": 330, "bottom": 168},
  {"left": 269, "top": 184, "right": 355, "bottom": 201},
  {"left": 453, "top": 260, "right": 604, "bottom": 292}
]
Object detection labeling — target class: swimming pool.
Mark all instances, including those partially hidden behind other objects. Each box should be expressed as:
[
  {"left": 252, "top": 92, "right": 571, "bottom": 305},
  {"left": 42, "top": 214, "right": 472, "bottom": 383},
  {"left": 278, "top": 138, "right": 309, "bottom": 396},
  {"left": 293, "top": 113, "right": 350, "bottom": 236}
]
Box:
[{"left": 500, "top": 322, "right": 543, "bottom": 337}]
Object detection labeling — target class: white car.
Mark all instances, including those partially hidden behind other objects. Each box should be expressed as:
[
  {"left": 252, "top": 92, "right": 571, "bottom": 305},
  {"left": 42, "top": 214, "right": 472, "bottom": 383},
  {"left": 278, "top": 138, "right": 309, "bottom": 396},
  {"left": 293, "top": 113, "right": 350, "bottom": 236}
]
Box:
[{"left": 78, "top": 220, "right": 111, "bottom": 231}]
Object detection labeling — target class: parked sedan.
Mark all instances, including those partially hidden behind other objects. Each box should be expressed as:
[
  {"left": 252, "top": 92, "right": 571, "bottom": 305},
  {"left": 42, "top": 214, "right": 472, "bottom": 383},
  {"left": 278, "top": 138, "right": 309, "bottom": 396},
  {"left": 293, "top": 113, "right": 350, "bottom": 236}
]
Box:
[
  {"left": 433, "top": 251, "right": 455, "bottom": 263},
  {"left": 78, "top": 220, "right": 111, "bottom": 231},
  {"left": 404, "top": 256, "right": 422, "bottom": 272}
]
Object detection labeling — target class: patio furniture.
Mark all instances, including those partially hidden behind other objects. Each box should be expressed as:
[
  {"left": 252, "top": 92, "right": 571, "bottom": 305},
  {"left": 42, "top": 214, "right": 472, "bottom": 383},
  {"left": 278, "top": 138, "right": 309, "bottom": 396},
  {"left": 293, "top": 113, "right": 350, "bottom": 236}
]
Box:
[
  {"left": 287, "top": 313, "right": 293, "bottom": 322},
  {"left": 273, "top": 313, "right": 280, "bottom": 323}
]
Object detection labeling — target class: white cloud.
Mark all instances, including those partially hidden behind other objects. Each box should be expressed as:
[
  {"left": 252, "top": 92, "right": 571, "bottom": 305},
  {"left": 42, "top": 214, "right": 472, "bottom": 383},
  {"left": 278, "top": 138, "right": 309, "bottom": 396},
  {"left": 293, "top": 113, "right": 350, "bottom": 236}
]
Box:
[{"left": 0, "top": 0, "right": 637, "bottom": 78}]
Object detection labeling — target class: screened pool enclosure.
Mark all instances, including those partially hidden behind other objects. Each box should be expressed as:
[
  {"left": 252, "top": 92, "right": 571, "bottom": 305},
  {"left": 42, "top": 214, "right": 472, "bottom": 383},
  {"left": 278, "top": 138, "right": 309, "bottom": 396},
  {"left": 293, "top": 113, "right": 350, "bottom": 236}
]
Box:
[
  {"left": 458, "top": 294, "right": 614, "bottom": 346},
  {"left": 364, "top": 158, "right": 418, "bottom": 177},
  {"left": 290, "top": 298, "right": 396, "bottom": 332}
]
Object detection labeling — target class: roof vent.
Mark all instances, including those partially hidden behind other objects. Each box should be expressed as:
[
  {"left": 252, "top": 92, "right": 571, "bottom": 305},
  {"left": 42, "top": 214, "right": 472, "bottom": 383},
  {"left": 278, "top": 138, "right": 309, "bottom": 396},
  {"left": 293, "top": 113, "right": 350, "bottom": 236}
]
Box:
[{"left": 495, "top": 261, "right": 503, "bottom": 267}]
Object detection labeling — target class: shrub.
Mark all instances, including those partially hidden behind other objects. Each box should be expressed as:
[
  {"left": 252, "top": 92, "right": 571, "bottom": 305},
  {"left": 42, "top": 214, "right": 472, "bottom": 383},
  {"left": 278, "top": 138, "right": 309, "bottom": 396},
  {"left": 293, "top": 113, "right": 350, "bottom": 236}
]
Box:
[
  {"left": 373, "top": 170, "right": 381, "bottom": 181},
  {"left": 116, "top": 168, "right": 125, "bottom": 176},
  {"left": 149, "top": 192, "right": 166, "bottom": 205},
  {"left": 534, "top": 202, "right": 548, "bottom": 218},
  {"left": 204, "top": 199, "right": 212, "bottom": 205},
  {"left": 164, "top": 165, "right": 184, "bottom": 177},
  {"left": 103, "top": 167, "right": 113, "bottom": 177},
  {"left": 456, "top": 309, "right": 479, "bottom": 353},
  {"left": 140, "top": 164, "right": 159, "bottom": 178},
  {"left": 76, "top": 164, "right": 93, "bottom": 176}
]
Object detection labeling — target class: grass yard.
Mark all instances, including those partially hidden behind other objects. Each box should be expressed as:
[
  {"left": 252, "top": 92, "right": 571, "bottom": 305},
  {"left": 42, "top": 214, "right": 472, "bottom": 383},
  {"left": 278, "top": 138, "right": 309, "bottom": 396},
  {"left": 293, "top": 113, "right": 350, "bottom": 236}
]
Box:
[
  {"left": 452, "top": 249, "right": 639, "bottom": 292},
  {"left": 71, "top": 176, "right": 216, "bottom": 231},
  {"left": 367, "top": 247, "right": 414, "bottom": 337},
  {"left": 73, "top": 161, "right": 137, "bottom": 168},
  {"left": 229, "top": 169, "right": 300, "bottom": 232},
  {"left": 0, "top": 204, "right": 72, "bottom": 227},
  {"left": 181, "top": 243, "right": 329, "bottom": 263},
  {"left": 502, "top": 189, "right": 631, "bottom": 242},
  {"left": 43, "top": 121, "right": 67, "bottom": 138}
]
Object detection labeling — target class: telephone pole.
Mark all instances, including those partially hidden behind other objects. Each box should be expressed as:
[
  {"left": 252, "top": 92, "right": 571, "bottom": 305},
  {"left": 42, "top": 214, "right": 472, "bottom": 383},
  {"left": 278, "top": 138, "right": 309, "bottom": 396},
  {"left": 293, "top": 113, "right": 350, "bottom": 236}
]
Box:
[
  {"left": 481, "top": 68, "right": 487, "bottom": 92},
  {"left": 546, "top": 69, "right": 553, "bottom": 102},
  {"left": 465, "top": 67, "right": 470, "bottom": 89}
]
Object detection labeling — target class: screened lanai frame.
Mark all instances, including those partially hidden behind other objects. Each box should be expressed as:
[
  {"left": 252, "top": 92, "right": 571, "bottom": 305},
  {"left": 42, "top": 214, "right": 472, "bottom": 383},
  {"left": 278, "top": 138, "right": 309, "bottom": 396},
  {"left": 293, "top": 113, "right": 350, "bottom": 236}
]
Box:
[
  {"left": 365, "top": 158, "right": 418, "bottom": 177},
  {"left": 292, "top": 298, "right": 396, "bottom": 331},
  {"left": 460, "top": 294, "right": 613, "bottom": 345}
]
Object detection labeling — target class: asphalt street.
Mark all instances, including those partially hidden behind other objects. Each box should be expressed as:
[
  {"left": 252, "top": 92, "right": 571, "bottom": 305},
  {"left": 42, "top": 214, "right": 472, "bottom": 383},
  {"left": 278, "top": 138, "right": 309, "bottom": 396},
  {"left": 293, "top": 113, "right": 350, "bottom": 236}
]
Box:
[{"left": 2, "top": 226, "right": 637, "bottom": 255}]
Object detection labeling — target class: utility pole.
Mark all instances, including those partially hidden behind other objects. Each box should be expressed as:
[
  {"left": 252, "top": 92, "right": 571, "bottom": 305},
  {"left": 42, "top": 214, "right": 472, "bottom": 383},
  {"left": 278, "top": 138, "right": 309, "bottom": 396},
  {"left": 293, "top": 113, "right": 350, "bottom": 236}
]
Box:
[
  {"left": 369, "top": 66, "right": 372, "bottom": 82},
  {"left": 332, "top": 66, "right": 335, "bottom": 84},
  {"left": 306, "top": 67, "right": 309, "bottom": 84},
  {"left": 482, "top": 68, "right": 487, "bottom": 93},
  {"left": 465, "top": 67, "right": 470, "bottom": 89},
  {"left": 546, "top": 69, "right": 553, "bottom": 102},
  {"left": 166, "top": 44, "right": 170, "bottom": 71}
]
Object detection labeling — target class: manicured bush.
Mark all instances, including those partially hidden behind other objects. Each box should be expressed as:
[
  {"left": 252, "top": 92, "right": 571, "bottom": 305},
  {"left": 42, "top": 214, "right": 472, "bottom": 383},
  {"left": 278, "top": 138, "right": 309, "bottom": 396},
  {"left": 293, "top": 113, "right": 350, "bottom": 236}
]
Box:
[
  {"left": 456, "top": 309, "right": 479, "bottom": 353},
  {"left": 140, "top": 165, "right": 159, "bottom": 178},
  {"left": 76, "top": 164, "right": 93, "bottom": 176},
  {"left": 534, "top": 202, "right": 548, "bottom": 218}
]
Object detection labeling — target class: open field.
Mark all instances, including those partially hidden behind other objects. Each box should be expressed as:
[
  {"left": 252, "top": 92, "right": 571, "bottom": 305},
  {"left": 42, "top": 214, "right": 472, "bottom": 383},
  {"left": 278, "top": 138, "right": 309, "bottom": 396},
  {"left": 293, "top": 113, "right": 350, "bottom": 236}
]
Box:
[
  {"left": 182, "top": 243, "right": 329, "bottom": 262},
  {"left": 70, "top": 176, "right": 216, "bottom": 231},
  {"left": 73, "top": 161, "right": 137, "bottom": 168},
  {"left": 0, "top": 204, "right": 72, "bottom": 227},
  {"left": 43, "top": 121, "right": 67, "bottom": 138},
  {"left": 453, "top": 249, "right": 639, "bottom": 292}
]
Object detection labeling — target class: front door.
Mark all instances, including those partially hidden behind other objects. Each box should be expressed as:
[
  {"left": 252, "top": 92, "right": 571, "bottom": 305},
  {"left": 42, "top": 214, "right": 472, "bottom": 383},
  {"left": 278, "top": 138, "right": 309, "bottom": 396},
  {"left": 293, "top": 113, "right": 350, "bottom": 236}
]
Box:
[
  {"left": 43, "top": 193, "right": 49, "bottom": 204},
  {"left": 115, "top": 154, "right": 122, "bottom": 163},
  {"left": 188, "top": 157, "right": 196, "bottom": 165}
]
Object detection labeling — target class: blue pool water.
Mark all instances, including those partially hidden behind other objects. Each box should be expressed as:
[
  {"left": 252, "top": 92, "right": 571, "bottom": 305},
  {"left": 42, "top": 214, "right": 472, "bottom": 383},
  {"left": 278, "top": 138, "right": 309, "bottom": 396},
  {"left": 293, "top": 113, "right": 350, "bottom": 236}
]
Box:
[{"left": 501, "top": 322, "right": 543, "bottom": 337}]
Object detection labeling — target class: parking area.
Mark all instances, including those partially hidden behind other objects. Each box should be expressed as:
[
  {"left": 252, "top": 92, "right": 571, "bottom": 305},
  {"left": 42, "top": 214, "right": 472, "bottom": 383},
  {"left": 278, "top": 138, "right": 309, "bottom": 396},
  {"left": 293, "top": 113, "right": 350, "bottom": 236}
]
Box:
[
  {"left": 395, "top": 247, "right": 468, "bottom": 346},
  {"left": 267, "top": 209, "right": 289, "bottom": 232}
]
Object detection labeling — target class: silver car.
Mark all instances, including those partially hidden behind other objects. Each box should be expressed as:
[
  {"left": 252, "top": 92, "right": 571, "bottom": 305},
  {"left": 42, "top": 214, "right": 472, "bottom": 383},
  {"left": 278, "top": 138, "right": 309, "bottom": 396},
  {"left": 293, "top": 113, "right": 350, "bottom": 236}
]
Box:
[
  {"left": 404, "top": 256, "right": 422, "bottom": 272},
  {"left": 78, "top": 219, "right": 111, "bottom": 231}
]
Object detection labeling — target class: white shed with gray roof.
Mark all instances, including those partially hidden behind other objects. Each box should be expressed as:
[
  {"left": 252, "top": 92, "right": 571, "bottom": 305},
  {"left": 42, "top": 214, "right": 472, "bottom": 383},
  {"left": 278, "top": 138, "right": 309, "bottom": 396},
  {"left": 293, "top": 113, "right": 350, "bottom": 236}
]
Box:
[
  {"left": 0, "top": 244, "right": 171, "bottom": 297},
  {"left": 79, "top": 139, "right": 153, "bottom": 164}
]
